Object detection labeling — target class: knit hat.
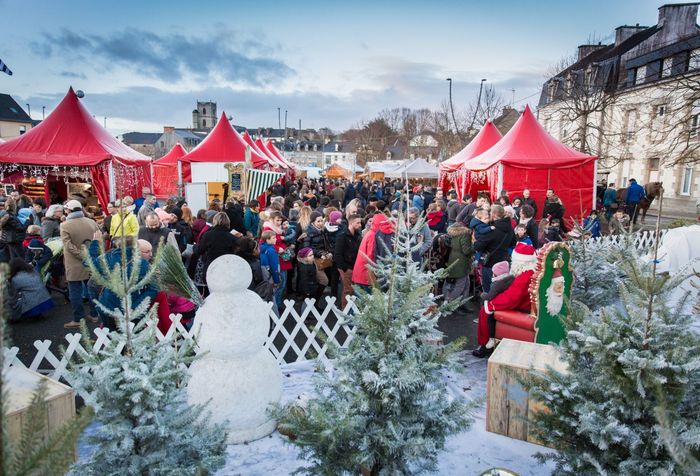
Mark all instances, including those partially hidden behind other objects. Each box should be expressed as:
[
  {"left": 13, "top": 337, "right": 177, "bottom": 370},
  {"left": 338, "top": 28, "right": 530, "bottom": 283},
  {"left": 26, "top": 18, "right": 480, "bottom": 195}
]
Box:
[
  {"left": 329, "top": 211, "right": 342, "bottom": 225},
  {"left": 28, "top": 239, "right": 44, "bottom": 250},
  {"left": 170, "top": 207, "right": 183, "bottom": 220},
  {"left": 298, "top": 247, "right": 313, "bottom": 258},
  {"left": 492, "top": 261, "right": 510, "bottom": 278},
  {"left": 310, "top": 211, "right": 323, "bottom": 223},
  {"left": 205, "top": 210, "right": 218, "bottom": 222},
  {"left": 64, "top": 199, "right": 83, "bottom": 211}
]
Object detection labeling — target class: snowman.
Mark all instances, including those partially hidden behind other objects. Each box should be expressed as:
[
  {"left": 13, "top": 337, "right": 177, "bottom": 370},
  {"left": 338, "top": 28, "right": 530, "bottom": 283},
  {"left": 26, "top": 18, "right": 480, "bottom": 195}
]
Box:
[{"left": 187, "top": 254, "right": 283, "bottom": 443}]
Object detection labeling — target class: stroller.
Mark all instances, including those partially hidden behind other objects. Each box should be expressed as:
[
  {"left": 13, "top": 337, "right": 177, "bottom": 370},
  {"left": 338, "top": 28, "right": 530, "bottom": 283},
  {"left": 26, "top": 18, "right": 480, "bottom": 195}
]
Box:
[{"left": 39, "top": 239, "right": 70, "bottom": 302}]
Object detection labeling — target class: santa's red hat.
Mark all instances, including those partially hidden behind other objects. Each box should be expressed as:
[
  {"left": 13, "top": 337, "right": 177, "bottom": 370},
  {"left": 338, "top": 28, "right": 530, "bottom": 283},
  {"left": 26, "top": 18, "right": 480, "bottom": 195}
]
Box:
[
  {"left": 511, "top": 242, "right": 537, "bottom": 267},
  {"left": 552, "top": 268, "right": 564, "bottom": 283}
]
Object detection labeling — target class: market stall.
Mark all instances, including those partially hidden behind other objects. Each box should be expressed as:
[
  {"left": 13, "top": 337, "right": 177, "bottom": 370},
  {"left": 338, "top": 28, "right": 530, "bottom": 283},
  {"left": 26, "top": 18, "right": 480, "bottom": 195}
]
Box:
[
  {"left": 385, "top": 158, "right": 439, "bottom": 180},
  {"left": 439, "top": 120, "right": 502, "bottom": 199},
  {"left": 461, "top": 105, "right": 597, "bottom": 219},
  {"left": 0, "top": 87, "right": 151, "bottom": 210},
  {"left": 152, "top": 143, "right": 188, "bottom": 199}
]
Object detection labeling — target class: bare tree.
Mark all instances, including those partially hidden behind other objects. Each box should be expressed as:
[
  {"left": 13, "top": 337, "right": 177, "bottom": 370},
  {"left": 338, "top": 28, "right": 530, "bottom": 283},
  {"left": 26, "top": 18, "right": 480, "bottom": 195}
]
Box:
[{"left": 465, "top": 85, "right": 506, "bottom": 128}]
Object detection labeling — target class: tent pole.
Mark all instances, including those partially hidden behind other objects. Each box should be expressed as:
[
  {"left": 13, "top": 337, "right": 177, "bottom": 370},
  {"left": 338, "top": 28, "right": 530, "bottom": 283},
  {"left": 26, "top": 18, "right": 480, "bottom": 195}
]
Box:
[
  {"left": 108, "top": 161, "right": 116, "bottom": 202},
  {"left": 177, "top": 160, "right": 183, "bottom": 196},
  {"left": 592, "top": 159, "right": 598, "bottom": 212}
]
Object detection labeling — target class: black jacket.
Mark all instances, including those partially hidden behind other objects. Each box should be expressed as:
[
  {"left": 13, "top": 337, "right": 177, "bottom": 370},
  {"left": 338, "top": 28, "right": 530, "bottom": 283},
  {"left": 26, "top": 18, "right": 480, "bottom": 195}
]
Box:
[
  {"left": 520, "top": 197, "right": 537, "bottom": 217},
  {"left": 523, "top": 219, "right": 539, "bottom": 249},
  {"left": 296, "top": 261, "right": 318, "bottom": 297},
  {"left": 334, "top": 228, "right": 361, "bottom": 271},
  {"left": 225, "top": 203, "right": 246, "bottom": 235},
  {"left": 542, "top": 200, "right": 564, "bottom": 222},
  {"left": 303, "top": 225, "right": 329, "bottom": 258},
  {"left": 472, "top": 217, "right": 515, "bottom": 267},
  {"left": 138, "top": 227, "right": 172, "bottom": 255},
  {"left": 196, "top": 225, "right": 238, "bottom": 271}
]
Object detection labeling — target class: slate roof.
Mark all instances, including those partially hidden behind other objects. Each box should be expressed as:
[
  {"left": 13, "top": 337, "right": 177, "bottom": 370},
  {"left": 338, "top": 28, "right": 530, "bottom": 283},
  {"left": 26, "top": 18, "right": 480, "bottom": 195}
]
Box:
[
  {"left": 0, "top": 94, "right": 32, "bottom": 123},
  {"left": 121, "top": 132, "right": 161, "bottom": 145}
]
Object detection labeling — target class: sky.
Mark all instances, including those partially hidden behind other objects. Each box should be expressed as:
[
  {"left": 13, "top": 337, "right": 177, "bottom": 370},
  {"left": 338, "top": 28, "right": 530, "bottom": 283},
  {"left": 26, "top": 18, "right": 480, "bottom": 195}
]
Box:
[{"left": 0, "top": 0, "right": 676, "bottom": 135}]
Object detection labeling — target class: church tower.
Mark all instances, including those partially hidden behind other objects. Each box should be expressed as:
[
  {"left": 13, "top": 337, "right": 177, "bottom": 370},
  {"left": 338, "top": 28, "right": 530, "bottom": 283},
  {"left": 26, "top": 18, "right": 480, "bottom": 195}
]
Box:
[{"left": 192, "top": 100, "right": 217, "bottom": 129}]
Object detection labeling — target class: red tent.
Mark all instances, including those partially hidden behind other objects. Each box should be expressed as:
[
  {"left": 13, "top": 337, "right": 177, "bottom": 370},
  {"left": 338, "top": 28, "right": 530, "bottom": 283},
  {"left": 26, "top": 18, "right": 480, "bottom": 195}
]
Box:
[
  {"left": 241, "top": 131, "right": 285, "bottom": 169},
  {"left": 152, "top": 143, "right": 188, "bottom": 198},
  {"left": 258, "top": 138, "right": 292, "bottom": 169},
  {"left": 439, "top": 121, "right": 502, "bottom": 199},
  {"left": 462, "top": 105, "right": 597, "bottom": 220},
  {"left": 180, "top": 112, "right": 270, "bottom": 169},
  {"left": 0, "top": 87, "right": 151, "bottom": 209}
]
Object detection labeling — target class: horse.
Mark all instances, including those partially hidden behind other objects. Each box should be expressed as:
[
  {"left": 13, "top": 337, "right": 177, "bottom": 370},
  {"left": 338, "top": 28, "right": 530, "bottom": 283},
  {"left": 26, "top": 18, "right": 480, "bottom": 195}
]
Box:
[{"left": 615, "top": 182, "right": 664, "bottom": 224}]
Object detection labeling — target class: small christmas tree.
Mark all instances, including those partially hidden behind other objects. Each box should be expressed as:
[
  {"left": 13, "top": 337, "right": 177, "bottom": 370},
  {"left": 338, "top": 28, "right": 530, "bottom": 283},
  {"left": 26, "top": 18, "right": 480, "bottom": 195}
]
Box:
[
  {"left": 568, "top": 226, "right": 626, "bottom": 310},
  {"left": 527, "top": 243, "right": 700, "bottom": 475},
  {"left": 67, "top": 239, "right": 227, "bottom": 475},
  {"left": 275, "top": 216, "right": 471, "bottom": 475}
]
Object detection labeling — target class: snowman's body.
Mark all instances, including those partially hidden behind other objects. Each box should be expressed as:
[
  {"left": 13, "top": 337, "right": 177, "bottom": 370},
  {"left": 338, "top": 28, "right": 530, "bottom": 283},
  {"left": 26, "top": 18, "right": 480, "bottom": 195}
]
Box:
[{"left": 187, "top": 254, "right": 282, "bottom": 443}]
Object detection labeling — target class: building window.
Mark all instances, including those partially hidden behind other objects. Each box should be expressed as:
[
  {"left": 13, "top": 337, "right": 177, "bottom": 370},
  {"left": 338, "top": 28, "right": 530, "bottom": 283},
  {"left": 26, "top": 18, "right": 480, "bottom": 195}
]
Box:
[
  {"left": 690, "top": 100, "right": 700, "bottom": 140},
  {"left": 648, "top": 158, "right": 660, "bottom": 171},
  {"left": 547, "top": 82, "right": 556, "bottom": 102},
  {"left": 160, "top": 141, "right": 164, "bottom": 147},
  {"left": 19, "top": 126, "right": 26, "bottom": 135},
  {"left": 689, "top": 49, "right": 700, "bottom": 71},
  {"left": 662, "top": 57, "right": 673, "bottom": 78},
  {"left": 635, "top": 65, "right": 646, "bottom": 85},
  {"left": 202, "top": 107, "right": 206, "bottom": 115},
  {"left": 680, "top": 166, "right": 693, "bottom": 195},
  {"left": 625, "top": 110, "right": 637, "bottom": 140},
  {"left": 656, "top": 105, "right": 666, "bottom": 117}
]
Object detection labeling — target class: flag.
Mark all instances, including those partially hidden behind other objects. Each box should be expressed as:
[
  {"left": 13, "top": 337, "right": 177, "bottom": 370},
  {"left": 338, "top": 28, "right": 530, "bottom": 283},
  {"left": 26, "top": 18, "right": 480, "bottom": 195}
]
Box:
[
  {"left": 0, "top": 59, "right": 12, "bottom": 76},
  {"left": 246, "top": 169, "right": 284, "bottom": 203}
]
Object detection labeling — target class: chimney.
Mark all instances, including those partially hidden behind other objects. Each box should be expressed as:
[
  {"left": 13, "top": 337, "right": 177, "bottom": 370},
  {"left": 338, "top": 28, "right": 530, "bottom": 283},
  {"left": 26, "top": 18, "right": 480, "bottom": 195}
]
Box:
[
  {"left": 657, "top": 3, "right": 699, "bottom": 36},
  {"left": 577, "top": 42, "right": 607, "bottom": 61},
  {"left": 163, "top": 126, "right": 174, "bottom": 133},
  {"left": 615, "top": 24, "right": 648, "bottom": 46}
]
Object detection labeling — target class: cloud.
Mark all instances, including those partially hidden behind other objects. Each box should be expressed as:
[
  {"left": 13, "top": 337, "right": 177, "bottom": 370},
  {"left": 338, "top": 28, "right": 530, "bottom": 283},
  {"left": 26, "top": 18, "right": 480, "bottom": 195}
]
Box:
[
  {"left": 30, "top": 27, "right": 294, "bottom": 87},
  {"left": 60, "top": 71, "right": 87, "bottom": 79}
]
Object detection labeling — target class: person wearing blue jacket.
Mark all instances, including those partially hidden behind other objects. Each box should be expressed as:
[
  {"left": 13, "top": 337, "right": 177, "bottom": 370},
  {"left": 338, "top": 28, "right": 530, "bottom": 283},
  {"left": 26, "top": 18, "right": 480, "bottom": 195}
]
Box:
[
  {"left": 243, "top": 200, "right": 260, "bottom": 237},
  {"left": 87, "top": 236, "right": 158, "bottom": 330},
  {"left": 602, "top": 183, "right": 617, "bottom": 221},
  {"left": 259, "top": 230, "right": 282, "bottom": 307},
  {"left": 626, "top": 178, "right": 646, "bottom": 225}
]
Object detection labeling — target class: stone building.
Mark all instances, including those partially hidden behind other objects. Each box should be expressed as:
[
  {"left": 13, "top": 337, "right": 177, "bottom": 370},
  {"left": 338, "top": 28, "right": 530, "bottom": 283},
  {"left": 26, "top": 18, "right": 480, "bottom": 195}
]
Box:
[
  {"left": 0, "top": 94, "right": 33, "bottom": 139},
  {"left": 154, "top": 127, "right": 206, "bottom": 159},
  {"left": 119, "top": 132, "right": 161, "bottom": 158},
  {"left": 192, "top": 101, "right": 217, "bottom": 129},
  {"left": 538, "top": 3, "right": 700, "bottom": 217}
]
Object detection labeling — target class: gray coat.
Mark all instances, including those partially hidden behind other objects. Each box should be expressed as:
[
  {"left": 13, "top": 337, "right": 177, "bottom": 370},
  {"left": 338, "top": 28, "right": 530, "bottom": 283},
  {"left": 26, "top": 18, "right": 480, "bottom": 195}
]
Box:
[
  {"left": 41, "top": 218, "right": 61, "bottom": 241},
  {"left": 12, "top": 271, "right": 52, "bottom": 315}
]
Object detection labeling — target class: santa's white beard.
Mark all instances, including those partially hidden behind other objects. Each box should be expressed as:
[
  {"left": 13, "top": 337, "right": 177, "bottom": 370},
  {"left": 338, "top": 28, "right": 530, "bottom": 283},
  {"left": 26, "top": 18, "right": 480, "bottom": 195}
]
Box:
[
  {"left": 511, "top": 259, "right": 537, "bottom": 276},
  {"left": 546, "top": 286, "right": 564, "bottom": 315}
]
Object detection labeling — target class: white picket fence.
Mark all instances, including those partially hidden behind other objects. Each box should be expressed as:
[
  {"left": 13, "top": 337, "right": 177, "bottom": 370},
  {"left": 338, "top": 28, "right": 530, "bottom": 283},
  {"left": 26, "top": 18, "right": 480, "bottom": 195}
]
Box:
[
  {"left": 584, "top": 228, "right": 667, "bottom": 251},
  {"left": 2, "top": 296, "right": 359, "bottom": 385}
]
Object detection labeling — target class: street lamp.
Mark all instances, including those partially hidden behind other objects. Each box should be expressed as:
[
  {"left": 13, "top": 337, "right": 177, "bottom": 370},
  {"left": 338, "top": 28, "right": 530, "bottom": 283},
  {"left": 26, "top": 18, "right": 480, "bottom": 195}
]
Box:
[
  {"left": 25, "top": 103, "right": 30, "bottom": 117},
  {"left": 467, "top": 78, "right": 487, "bottom": 137},
  {"left": 446, "top": 78, "right": 459, "bottom": 135},
  {"left": 42, "top": 106, "right": 45, "bottom": 120}
]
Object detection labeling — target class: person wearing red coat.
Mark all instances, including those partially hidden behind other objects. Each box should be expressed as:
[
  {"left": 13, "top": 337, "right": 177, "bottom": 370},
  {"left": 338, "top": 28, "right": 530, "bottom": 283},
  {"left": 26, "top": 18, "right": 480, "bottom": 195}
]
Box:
[
  {"left": 473, "top": 242, "right": 538, "bottom": 358},
  {"left": 351, "top": 213, "right": 395, "bottom": 288}
]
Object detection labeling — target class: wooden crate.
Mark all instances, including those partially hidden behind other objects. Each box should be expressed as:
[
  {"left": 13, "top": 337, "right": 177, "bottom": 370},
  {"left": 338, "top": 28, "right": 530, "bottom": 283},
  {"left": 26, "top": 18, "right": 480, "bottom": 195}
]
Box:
[
  {"left": 486, "top": 338, "right": 568, "bottom": 446},
  {"left": 5, "top": 366, "right": 76, "bottom": 445}
]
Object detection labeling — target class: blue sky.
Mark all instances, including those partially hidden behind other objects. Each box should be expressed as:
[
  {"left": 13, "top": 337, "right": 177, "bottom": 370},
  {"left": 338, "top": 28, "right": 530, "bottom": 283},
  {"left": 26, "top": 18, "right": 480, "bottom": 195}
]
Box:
[{"left": 0, "top": 0, "right": 674, "bottom": 134}]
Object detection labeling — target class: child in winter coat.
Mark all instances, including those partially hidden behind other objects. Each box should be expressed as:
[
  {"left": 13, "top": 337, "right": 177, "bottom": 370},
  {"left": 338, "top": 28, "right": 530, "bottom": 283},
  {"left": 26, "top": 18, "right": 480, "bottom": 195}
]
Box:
[
  {"left": 582, "top": 210, "right": 601, "bottom": 238},
  {"left": 25, "top": 238, "right": 53, "bottom": 272},
  {"left": 259, "top": 230, "right": 281, "bottom": 289},
  {"left": 295, "top": 247, "right": 318, "bottom": 299},
  {"left": 426, "top": 203, "right": 446, "bottom": 233},
  {"left": 243, "top": 200, "right": 260, "bottom": 237},
  {"left": 22, "top": 225, "right": 44, "bottom": 250},
  {"left": 469, "top": 208, "right": 495, "bottom": 263},
  {"left": 480, "top": 260, "right": 515, "bottom": 303},
  {"left": 513, "top": 224, "right": 533, "bottom": 246},
  {"left": 545, "top": 218, "right": 564, "bottom": 242}
]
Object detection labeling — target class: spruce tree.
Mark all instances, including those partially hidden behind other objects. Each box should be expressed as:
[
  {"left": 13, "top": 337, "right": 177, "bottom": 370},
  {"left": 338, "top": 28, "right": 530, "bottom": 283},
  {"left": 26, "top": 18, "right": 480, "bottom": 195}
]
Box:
[
  {"left": 527, "top": 244, "right": 700, "bottom": 475},
  {"left": 275, "top": 216, "right": 471, "bottom": 475},
  {"left": 67, "top": 238, "right": 227, "bottom": 475}
]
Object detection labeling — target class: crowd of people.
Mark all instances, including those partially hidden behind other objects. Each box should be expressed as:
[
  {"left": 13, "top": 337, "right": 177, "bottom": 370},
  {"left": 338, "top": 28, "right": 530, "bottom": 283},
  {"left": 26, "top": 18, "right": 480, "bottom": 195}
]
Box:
[{"left": 0, "top": 176, "right": 641, "bottom": 343}]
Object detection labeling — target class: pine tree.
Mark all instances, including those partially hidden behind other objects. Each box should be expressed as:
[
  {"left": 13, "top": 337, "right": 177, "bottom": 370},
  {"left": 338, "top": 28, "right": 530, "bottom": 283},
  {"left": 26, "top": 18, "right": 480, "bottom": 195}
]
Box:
[
  {"left": 526, "top": 244, "right": 700, "bottom": 475},
  {"left": 0, "top": 263, "right": 93, "bottom": 476},
  {"left": 568, "top": 225, "right": 626, "bottom": 309},
  {"left": 66, "top": 239, "right": 227, "bottom": 475},
  {"left": 275, "top": 216, "right": 472, "bottom": 475}
]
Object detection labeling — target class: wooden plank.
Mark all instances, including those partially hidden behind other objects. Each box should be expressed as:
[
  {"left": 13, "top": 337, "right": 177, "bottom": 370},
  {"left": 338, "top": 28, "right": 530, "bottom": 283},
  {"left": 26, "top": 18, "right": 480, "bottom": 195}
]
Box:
[{"left": 486, "top": 339, "right": 568, "bottom": 447}]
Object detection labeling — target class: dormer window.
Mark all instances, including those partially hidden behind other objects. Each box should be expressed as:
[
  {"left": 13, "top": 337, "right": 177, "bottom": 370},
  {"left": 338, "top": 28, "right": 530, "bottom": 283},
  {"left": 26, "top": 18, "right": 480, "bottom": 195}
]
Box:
[
  {"left": 202, "top": 107, "right": 206, "bottom": 115},
  {"left": 635, "top": 66, "right": 646, "bottom": 85},
  {"left": 689, "top": 49, "right": 700, "bottom": 71},
  {"left": 662, "top": 57, "right": 673, "bottom": 78},
  {"left": 547, "top": 81, "right": 556, "bottom": 102}
]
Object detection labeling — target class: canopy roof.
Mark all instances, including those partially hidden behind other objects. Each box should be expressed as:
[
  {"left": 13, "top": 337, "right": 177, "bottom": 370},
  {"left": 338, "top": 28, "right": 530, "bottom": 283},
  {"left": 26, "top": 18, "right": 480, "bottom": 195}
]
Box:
[
  {"left": 180, "top": 112, "right": 269, "bottom": 168},
  {"left": 0, "top": 87, "right": 150, "bottom": 166},
  {"left": 366, "top": 160, "right": 407, "bottom": 173},
  {"left": 325, "top": 163, "right": 353, "bottom": 178},
  {"left": 464, "top": 105, "right": 596, "bottom": 171},
  {"left": 259, "top": 138, "right": 295, "bottom": 169},
  {"left": 439, "top": 121, "right": 502, "bottom": 173},
  {"left": 154, "top": 143, "right": 187, "bottom": 166},
  {"left": 241, "top": 131, "right": 284, "bottom": 168},
  {"left": 385, "top": 158, "right": 439, "bottom": 179}
]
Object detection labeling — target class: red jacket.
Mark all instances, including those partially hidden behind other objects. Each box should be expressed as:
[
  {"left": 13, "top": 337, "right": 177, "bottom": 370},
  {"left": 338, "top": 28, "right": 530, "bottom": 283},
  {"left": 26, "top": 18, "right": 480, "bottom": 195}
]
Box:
[{"left": 352, "top": 214, "right": 394, "bottom": 286}]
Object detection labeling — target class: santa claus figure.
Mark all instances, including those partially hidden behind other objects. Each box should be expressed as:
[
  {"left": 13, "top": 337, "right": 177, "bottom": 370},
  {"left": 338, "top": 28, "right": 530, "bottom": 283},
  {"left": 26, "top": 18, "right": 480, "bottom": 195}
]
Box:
[
  {"left": 473, "top": 242, "right": 538, "bottom": 358},
  {"left": 545, "top": 268, "right": 566, "bottom": 315}
]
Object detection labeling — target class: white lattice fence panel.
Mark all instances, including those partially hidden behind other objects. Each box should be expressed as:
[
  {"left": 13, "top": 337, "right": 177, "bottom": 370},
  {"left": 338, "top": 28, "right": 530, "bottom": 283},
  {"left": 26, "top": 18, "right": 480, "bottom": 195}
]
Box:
[
  {"left": 585, "top": 228, "right": 667, "bottom": 252},
  {"left": 3, "top": 298, "right": 357, "bottom": 384}
]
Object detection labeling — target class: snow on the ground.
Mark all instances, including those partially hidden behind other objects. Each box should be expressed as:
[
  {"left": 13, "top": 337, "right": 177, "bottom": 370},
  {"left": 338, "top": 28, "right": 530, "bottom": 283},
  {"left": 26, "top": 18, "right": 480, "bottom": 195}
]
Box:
[
  {"left": 216, "top": 353, "right": 554, "bottom": 476},
  {"left": 78, "top": 353, "right": 555, "bottom": 475}
]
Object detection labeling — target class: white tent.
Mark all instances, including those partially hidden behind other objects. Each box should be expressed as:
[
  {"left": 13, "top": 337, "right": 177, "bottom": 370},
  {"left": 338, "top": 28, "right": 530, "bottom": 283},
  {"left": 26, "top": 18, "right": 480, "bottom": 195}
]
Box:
[
  {"left": 384, "top": 158, "right": 439, "bottom": 179},
  {"left": 365, "top": 160, "right": 406, "bottom": 174}
]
